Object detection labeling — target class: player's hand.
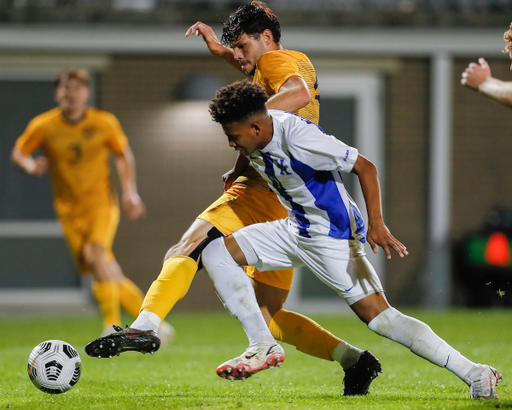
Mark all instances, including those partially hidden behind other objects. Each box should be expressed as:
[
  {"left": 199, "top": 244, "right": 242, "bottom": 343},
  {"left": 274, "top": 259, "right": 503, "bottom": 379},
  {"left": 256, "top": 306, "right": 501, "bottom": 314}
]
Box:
[
  {"left": 222, "top": 168, "right": 239, "bottom": 191},
  {"left": 461, "top": 58, "right": 492, "bottom": 91},
  {"left": 27, "top": 156, "right": 48, "bottom": 176},
  {"left": 366, "top": 221, "right": 408, "bottom": 259},
  {"left": 185, "top": 22, "right": 224, "bottom": 55},
  {"left": 122, "top": 193, "right": 146, "bottom": 221}
]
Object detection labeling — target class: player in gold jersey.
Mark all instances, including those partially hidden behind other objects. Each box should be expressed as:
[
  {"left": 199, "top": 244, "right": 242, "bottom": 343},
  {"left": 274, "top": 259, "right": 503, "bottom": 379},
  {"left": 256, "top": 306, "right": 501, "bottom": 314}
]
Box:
[
  {"left": 11, "top": 68, "right": 174, "bottom": 341},
  {"left": 85, "top": 2, "right": 380, "bottom": 395}
]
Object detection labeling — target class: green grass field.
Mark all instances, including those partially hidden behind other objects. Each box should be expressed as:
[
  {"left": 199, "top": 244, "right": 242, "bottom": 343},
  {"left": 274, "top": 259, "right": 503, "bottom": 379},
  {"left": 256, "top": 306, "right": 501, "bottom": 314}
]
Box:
[{"left": 0, "top": 309, "right": 510, "bottom": 410}]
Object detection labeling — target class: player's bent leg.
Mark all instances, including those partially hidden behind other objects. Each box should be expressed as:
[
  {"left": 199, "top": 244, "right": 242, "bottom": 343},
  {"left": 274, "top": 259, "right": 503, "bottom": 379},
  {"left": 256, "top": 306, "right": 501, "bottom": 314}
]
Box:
[
  {"left": 139, "top": 219, "right": 218, "bottom": 319},
  {"left": 360, "top": 297, "right": 502, "bottom": 399},
  {"left": 253, "top": 276, "right": 380, "bottom": 395},
  {"left": 202, "top": 237, "right": 285, "bottom": 381},
  {"left": 86, "top": 221, "right": 223, "bottom": 358}
]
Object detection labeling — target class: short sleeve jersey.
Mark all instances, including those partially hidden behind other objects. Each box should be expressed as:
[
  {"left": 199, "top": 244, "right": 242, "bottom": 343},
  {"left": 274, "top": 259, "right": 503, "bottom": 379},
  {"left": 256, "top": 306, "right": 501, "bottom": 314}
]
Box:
[
  {"left": 253, "top": 49, "right": 320, "bottom": 124},
  {"left": 247, "top": 110, "right": 365, "bottom": 241},
  {"left": 15, "top": 107, "right": 128, "bottom": 204},
  {"left": 241, "top": 49, "right": 320, "bottom": 189}
]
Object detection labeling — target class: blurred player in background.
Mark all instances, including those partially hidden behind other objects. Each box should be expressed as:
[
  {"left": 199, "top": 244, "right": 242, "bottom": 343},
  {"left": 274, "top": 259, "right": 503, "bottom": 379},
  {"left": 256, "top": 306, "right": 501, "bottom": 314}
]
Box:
[
  {"left": 11, "top": 68, "right": 174, "bottom": 341},
  {"left": 461, "top": 23, "right": 512, "bottom": 107},
  {"left": 202, "top": 79, "right": 501, "bottom": 399},
  {"left": 86, "top": 1, "right": 381, "bottom": 396}
]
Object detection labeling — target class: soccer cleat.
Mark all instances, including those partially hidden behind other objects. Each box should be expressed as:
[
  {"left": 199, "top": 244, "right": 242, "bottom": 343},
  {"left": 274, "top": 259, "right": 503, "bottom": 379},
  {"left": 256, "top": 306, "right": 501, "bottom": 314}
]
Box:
[
  {"left": 85, "top": 325, "right": 161, "bottom": 358},
  {"left": 216, "top": 344, "right": 285, "bottom": 381},
  {"left": 469, "top": 366, "right": 502, "bottom": 399},
  {"left": 342, "top": 350, "right": 382, "bottom": 396}
]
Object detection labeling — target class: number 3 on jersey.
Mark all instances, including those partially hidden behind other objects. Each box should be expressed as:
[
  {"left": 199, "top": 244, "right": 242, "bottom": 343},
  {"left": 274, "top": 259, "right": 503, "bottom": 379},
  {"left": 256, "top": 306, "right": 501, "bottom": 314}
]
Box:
[{"left": 68, "top": 143, "right": 83, "bottom": 164}]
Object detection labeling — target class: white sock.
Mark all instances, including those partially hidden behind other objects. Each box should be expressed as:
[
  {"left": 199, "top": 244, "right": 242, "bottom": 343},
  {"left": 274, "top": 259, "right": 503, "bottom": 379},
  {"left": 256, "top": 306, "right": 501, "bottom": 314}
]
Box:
[
  {"left": 202, "top": 238, "right": 276, "bottom": 348},
  {"left": 368, "top": 307, "right": 477, "bottom": 385},
  {"left": 131, "top": 310, "right": 161, "bottom": 333},
  {"left": 332, "top": 341, "right": 363, "bottom": 369}
]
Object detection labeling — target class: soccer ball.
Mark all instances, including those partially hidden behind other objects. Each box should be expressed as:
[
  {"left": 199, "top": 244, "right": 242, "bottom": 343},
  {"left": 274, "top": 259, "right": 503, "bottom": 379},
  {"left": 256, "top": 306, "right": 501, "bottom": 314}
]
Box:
[{"left": 27, "top": 340, "right": 81, "bottom": 394}]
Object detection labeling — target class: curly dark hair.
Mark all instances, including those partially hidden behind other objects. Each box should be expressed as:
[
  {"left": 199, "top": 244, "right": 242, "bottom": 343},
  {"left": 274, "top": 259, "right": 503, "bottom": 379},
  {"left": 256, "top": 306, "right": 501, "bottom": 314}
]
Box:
[
  {"left": 209, "top": 79, "right": 268, "bottom": 125},
  {"left": 221, "top": 1, "right": 281, "bottom": 47},
  {"left": 504, "top": 22, "right": 512, "bottom": 54}
]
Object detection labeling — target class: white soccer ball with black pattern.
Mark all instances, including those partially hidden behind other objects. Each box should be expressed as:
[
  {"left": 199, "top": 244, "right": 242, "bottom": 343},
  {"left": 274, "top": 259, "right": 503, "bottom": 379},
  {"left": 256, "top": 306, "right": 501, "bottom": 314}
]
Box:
[{"left": 27, "top": 340, "right": 81, "bottom": 394}]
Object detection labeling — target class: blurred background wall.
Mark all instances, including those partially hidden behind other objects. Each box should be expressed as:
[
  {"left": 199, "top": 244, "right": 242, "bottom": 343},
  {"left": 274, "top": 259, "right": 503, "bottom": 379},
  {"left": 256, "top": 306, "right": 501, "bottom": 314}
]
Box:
[{"left": 1, "top": 0, "right": 512, "bottom": 313}]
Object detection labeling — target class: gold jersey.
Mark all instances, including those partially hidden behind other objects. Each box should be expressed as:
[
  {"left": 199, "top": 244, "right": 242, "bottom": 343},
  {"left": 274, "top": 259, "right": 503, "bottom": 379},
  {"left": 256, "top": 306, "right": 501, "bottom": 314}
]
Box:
[
  {"left": 253, "top": 49, "right": 320, "bottom": 124},
  {"left": 15, "top": 107, "right": 128, "bottom": 209},
  {"left": 239, "top": 49, "right": 320, "bottom": 189}
]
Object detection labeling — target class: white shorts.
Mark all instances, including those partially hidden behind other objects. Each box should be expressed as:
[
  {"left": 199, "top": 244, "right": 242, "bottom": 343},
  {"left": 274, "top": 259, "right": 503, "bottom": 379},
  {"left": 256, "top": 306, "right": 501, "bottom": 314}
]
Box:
[{"left": 232, "top": 218, "right": 384, "bottom": 306}]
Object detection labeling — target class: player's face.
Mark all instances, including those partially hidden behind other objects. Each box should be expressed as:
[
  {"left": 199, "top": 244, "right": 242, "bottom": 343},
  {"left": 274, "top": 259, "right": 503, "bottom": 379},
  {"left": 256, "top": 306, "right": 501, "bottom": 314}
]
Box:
[
  {"left": 223, "top": 121, "right": 263, "bottom": 156},
  {"left": 55, "top": 79, "right": 89, "bottom": 114},
  {"left": 232, "top": 34, "right": 268, "bottom": 76}
]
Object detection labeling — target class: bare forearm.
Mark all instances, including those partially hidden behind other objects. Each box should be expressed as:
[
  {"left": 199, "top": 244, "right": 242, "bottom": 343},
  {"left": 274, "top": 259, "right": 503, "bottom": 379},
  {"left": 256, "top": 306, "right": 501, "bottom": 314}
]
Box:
[
  {"left": 266, "top": 76, "right": 310, "bottom": 113},
  {"left": 115, "top": 147, "right": 146, "bottom": 220},
  {"left": 11, "top": 147, "right": 33, "bottom": 172},
  {"left": 185, "top": 23, "right": 244, "bottom": 74},
  {"left": 11, "top": 147, "right": 45, "bottom": 175},
  {"left": 215, "top": 47, "right": 245, "bottom": 73},
  {"left": 115, "top": 148, "right": 138, "bottom": 196},
  {"left": 478, "top": 78, "right": 512, "bottom": 108},
  {"left": 352, "top": 156, "right": 383, "bottom": 224}
]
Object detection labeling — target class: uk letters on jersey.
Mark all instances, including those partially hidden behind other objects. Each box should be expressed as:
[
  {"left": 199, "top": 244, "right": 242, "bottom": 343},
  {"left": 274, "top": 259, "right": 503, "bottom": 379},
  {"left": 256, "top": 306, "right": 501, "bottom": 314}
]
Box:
[{"left": 248, "top": 110, "right": 366, "bottom": 242}]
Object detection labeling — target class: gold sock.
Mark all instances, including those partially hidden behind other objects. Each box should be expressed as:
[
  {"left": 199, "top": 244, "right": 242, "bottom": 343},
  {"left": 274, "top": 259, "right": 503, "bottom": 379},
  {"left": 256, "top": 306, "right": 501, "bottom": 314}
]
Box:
[
  {"left": 92, "top": 280, "right": 121, "bottom": 327},
  {"left": 140, "top": 256, "right": 198, "bottom": 320},
  {"left": 119, "top": 278, "right": 145, "bottom": 318},
  {"left": 269, "top": 309, "right": 341, "bottom": 361}
]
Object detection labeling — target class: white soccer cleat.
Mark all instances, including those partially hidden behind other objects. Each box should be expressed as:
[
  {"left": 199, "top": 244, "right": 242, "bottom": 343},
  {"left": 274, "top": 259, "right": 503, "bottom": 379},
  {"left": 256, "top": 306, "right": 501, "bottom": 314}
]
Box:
[
  {"left": 469, "top": 365, "right": 502, "bottom": 399},
  {"left": 216, "top": 344, "right": 285, "bottom": 381},
  {"left": 158, "top": 322, "right": 176, "bottom": 345}
]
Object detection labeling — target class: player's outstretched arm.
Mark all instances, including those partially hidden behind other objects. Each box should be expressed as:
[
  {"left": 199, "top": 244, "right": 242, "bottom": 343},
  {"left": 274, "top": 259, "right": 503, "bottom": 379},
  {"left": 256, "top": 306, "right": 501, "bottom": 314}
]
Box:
[
  {"left": 461, "top": 58, "right": 512, "bottom": 108},
  {"left": 185, "top": 22, "right": 242, "bottom": 73},
  {"left": 351, "top": 154, "right": 408, "bottom": 259},
  {"left": 115, "top": 146, "right": 146, "bottom": 221},
  {"left": 11, "top": 146, "right": 48, "bottom": 176}
]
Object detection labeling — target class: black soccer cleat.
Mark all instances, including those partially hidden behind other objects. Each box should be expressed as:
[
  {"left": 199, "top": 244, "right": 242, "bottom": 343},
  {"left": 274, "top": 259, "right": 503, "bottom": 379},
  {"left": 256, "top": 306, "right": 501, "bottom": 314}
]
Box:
[
  {"left": 85, "top": 325, "right": 161, "bottom": 359},
  {"left": 342, "top": 350, "right": 382, "bottom": 396}
]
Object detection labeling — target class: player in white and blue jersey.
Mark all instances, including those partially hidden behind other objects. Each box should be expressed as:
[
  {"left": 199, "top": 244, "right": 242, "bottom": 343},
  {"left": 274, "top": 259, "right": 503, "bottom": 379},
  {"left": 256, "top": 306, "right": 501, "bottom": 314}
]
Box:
[{"left": 202, "top": 79, "right": 501, "bottom": 399}]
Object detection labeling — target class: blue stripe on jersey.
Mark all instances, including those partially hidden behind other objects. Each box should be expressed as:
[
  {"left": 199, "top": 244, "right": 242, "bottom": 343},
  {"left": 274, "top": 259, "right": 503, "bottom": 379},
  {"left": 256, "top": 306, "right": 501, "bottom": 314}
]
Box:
[
  {"left": 260, "top": 152, "right": 311, "bottom": 237},
  {"left": 290, "top": 155, "right": 353, "bottom": 240},
  {"left": 350, "top": 202, "right": 366, "bottom": 243}
]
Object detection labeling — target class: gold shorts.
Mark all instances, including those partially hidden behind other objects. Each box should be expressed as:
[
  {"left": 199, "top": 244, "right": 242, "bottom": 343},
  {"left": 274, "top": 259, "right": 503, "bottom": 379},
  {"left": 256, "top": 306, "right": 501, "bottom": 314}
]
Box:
[
  {"left": 198, "top": 181, "right": 294, "bottom": 291},
  {"left": 56, "top": 196, "right": 119, "bottom": 274}
]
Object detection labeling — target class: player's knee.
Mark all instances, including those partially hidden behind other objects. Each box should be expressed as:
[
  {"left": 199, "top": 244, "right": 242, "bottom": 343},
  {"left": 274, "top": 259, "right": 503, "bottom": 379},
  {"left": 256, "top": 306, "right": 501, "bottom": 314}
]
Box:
[
  {"left": 165, "top": 227, "right": 223, "bottom": 262},
  {"left": 165, "top": 236, "right": 205, "bottom": 259},
  {"left": 83, "top": 243, "right": 105, "bottom": 267}
]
